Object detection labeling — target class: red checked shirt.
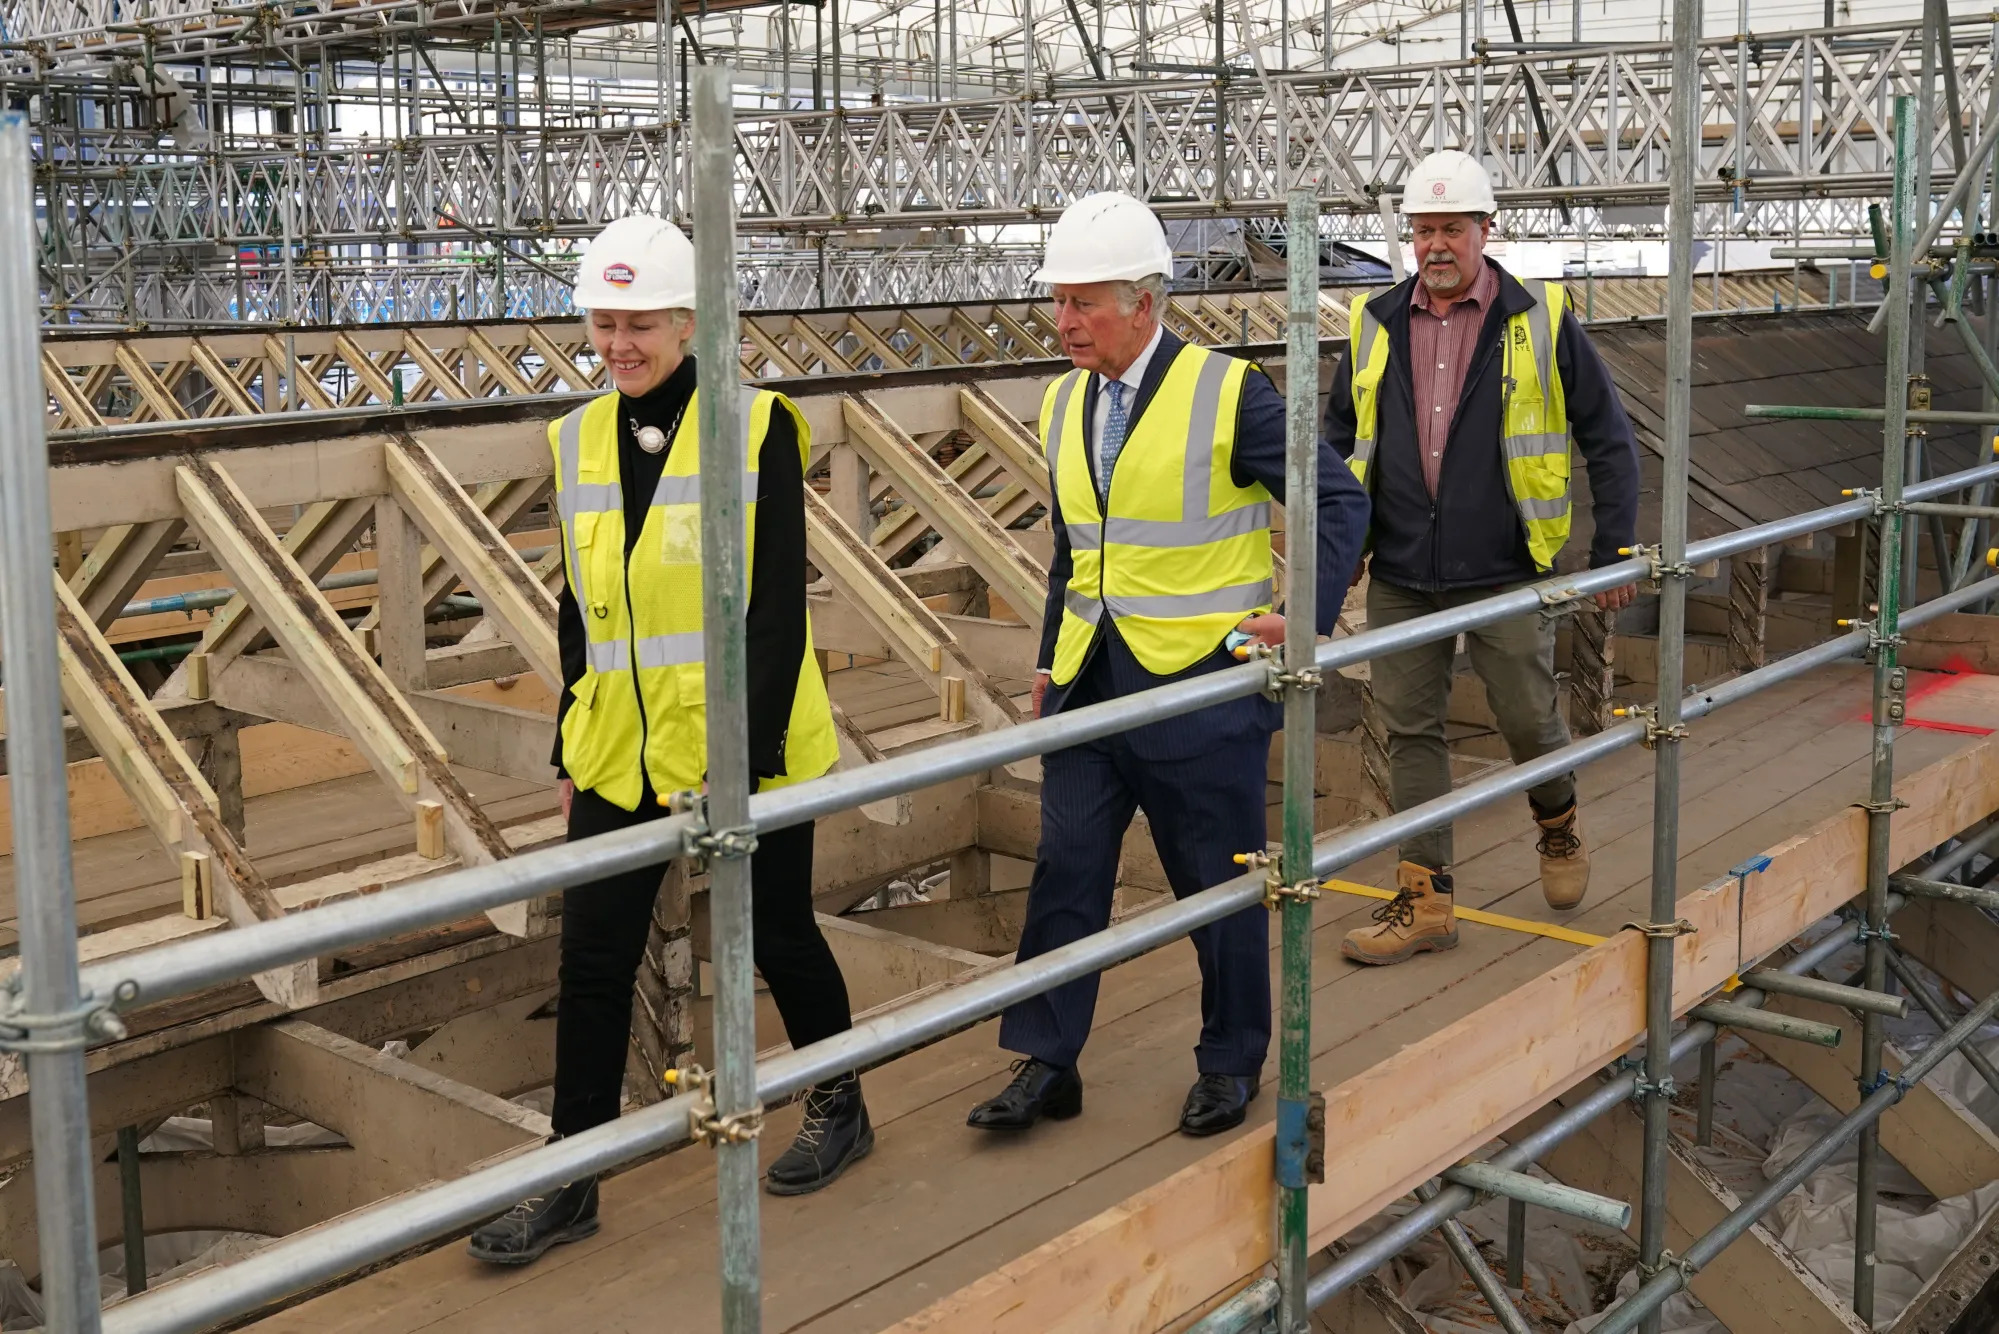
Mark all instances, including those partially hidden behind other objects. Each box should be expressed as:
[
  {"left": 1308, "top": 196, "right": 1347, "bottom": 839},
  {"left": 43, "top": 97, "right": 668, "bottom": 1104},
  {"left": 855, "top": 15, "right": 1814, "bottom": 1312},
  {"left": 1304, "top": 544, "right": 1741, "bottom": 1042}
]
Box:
[{"left": 1407, "top": 260, "right": 1500, "bottom": 498}]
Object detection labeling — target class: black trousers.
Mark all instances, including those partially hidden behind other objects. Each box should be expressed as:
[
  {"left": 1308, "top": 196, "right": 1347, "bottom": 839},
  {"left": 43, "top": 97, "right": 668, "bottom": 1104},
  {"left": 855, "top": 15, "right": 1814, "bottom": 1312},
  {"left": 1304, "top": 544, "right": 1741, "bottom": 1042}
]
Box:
[{"left": 550, "top": 784, "right": 854, "bottom": 1137}]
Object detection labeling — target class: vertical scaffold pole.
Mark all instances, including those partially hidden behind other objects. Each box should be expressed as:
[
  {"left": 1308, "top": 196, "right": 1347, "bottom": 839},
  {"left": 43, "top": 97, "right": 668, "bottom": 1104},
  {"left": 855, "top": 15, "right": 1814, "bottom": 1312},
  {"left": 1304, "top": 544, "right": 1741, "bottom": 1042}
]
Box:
[
  {"left": 1274, "top": 186, "right": 1323, "bottom": 1334},
  {"left": 1854, "top": 94, "right": 1917, "bottom": 1329},
  {"left": 1635, "top": 0, "right": 1700, "bottom": 1328},
  {"left": 691, "top": 65, "right": 764, "bottom": 1334},
  {"left": 0, "top": 112, "right": 107, "bottom": 1334}
]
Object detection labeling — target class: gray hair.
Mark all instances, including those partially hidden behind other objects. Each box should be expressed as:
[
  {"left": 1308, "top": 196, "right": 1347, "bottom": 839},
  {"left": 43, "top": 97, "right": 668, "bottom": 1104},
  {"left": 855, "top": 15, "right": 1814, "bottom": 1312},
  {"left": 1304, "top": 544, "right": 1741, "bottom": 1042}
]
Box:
[{"left": 1112, "top": 273, "right": 1168, "bottom": 316}]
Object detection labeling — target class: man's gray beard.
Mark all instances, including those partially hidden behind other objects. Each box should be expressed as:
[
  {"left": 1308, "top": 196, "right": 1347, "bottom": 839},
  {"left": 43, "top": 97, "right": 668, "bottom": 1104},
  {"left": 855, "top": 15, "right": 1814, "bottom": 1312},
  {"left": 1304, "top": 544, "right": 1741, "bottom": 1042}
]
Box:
[{"left": 1420, "top": 263, "right": 1462, "bottom": 293}]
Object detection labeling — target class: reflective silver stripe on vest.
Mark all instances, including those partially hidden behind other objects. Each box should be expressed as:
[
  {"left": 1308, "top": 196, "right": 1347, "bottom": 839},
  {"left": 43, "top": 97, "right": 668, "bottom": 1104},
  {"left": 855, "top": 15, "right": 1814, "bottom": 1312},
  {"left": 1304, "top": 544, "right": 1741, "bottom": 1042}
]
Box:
[
  {"left": 636, "top": 631, "right": 705, "bottom": 668},
  {"left": 1177, "top": 351, "right": 1232, "bottom": 521},
  {"left": 1513, "top": 494, "right": 1568, "bottom": 520},
  {"left": 1105, "top": 578, "right": 1274, "bottom": 620},
  {"left": 1502, "top": 431, "right": 1571, "bottom": 460},
  {"left": 1066, "top": 521, "right": 1103, "bottom": 550},
  {"left": 1103, "top": 503, "right": 1271, "bottom": 548},
  {"left": 646, "top": 387, "right": 767, "bottom": 507},
  {"left": 587, "top": 639, "right": 631, "bottom": 673},
  {"left": 1063, "top": 587, "right": 1104, "bottom": 625},
  {"left": 556, "top": 406, "right": 622, "bottom": 615}
]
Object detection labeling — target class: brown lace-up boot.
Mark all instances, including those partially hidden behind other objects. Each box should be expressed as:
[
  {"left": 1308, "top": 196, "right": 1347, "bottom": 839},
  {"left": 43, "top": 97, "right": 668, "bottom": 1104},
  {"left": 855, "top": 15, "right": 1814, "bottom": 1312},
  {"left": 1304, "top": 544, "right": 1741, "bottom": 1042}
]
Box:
[
  {"left": 1340, "top": 861, "right": 1458, "bottom": 965},
  {"left": 1535, "top": 803, "right": 1591, "bottom": 910}
]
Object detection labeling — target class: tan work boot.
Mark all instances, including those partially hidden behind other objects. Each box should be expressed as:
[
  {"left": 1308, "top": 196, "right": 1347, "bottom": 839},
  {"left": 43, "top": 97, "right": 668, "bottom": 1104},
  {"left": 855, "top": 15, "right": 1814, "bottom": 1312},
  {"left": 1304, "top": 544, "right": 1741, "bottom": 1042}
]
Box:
[
  {"left": 1341, "top": 861, "right": 1457, "bottom": 965},
  {"left": 1536, "top": 803, "right": 1591, "bottom": 910}
]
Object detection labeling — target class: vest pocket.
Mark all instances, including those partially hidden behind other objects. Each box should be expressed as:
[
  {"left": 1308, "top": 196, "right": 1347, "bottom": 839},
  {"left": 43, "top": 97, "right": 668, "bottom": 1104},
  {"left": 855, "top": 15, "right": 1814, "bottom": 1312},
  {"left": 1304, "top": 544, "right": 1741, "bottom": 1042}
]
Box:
[{"left": 658, "top": 503, "right": 702, "bottom": 567}]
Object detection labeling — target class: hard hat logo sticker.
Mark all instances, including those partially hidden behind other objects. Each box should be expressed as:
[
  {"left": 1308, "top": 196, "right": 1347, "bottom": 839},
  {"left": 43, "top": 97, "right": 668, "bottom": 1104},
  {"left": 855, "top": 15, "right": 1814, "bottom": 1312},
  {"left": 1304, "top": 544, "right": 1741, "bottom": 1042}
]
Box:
[
  {"left": 1431, "top": 181, "right": 1448, "bottom": 197},
  {"left": 604, "top": 263, "right": 637, "bottom": 287}
]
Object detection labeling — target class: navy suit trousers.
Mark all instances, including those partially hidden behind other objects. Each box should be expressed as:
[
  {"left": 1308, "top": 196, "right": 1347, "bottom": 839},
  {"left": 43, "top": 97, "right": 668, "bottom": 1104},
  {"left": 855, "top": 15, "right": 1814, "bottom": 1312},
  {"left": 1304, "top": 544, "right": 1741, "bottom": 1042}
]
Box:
[{"left": 997, "top": 700, "right": 1273, "bottom": 1077}]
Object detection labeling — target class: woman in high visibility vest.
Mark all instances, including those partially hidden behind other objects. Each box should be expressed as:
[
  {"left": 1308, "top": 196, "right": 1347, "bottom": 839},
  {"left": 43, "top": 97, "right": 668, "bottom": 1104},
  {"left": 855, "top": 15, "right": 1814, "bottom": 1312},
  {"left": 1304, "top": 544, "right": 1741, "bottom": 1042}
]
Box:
[{"left": 470, "top": 215, "right": 870, "bottom": 1268}]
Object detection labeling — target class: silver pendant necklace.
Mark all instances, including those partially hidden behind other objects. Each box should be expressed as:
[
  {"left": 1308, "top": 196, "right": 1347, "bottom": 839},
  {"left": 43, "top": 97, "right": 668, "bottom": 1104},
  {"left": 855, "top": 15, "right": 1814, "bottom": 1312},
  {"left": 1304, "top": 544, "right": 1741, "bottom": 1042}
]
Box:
[{"left": 627, "top": 395, "right": 691, "bottom": 456}]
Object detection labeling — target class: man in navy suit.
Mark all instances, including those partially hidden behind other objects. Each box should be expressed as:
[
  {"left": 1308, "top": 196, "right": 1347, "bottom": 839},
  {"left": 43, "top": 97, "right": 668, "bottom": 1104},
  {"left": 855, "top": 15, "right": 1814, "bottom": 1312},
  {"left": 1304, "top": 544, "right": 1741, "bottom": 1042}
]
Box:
[{"left": 966, "top": 193, "right": 1370, "bottom": 1137}]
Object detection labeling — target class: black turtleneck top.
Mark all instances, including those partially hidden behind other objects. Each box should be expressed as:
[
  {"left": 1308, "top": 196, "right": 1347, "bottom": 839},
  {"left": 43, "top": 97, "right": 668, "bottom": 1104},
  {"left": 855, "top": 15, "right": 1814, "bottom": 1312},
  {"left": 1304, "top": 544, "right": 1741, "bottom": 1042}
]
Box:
[{"left": 552, "top": 354, "right": 807, "bottom": 785}]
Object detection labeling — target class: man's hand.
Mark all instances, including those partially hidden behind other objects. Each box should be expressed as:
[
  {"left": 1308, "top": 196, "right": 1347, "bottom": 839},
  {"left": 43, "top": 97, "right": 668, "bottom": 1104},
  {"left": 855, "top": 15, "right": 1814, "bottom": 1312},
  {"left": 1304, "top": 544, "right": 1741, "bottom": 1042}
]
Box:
[
  {"left": 1033, "top": 670, "right": 1051, "bottom": 717},
  {"left": 1593, "top": 584, "right": 1637, "bottom": 613},
  {"left": 1231, "top": 612, "right": 1287, "bottom": 657},
  {"left": 559, "top": 777, "right": 574, "bottom": 820}
]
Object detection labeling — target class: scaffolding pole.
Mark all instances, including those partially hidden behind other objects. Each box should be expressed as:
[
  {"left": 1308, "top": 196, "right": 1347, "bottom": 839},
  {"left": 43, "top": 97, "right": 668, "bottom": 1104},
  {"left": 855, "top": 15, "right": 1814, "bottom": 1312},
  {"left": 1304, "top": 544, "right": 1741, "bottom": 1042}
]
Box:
[
  {"left": 1273, "top": 184, "right": 1321, "bottom": 1334},
  {"left": 690, "top": 63, "right": 765, "bottom": 1334},
  {"left": 1853, "top": 92, "right": 1917, "bottom": 1329},
  {"left": 0, "top": 111, "right": 107, "bottom": 1334},
  {"left": 1633, "top": 0, "right": 1699, "bottom": 1326}
]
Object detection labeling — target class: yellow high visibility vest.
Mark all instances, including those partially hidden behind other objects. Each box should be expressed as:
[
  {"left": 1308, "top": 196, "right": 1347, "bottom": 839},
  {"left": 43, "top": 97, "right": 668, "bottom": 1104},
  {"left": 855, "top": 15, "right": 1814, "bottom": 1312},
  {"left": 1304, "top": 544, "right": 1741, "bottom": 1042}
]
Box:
[
  {"left": 1346, "top": 279, "right": 1573, "bottom": 572},
  {"left": 1042, "top": 343, "right": 1274, "bottom": 685},
  {"left": 549, "top": 387, "right": 839, "bottom": 812}
]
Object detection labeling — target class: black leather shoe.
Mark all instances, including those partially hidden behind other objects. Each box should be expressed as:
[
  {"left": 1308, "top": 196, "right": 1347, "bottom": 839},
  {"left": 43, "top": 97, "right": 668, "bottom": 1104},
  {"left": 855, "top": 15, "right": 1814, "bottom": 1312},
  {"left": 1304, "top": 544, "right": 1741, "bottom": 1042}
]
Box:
[
  {"left": 1179, "top": 1074, "right": 1258, "bottom": 1137},
  {"left": 467, "top": 1177, "right": 599, "bottom": 1265},
  {"left": 766, "top": 1075, "right": 874, "bottom": 1196},
  {"left": 966, "top": 1058, "right": 1083, "bottom": 1131}
]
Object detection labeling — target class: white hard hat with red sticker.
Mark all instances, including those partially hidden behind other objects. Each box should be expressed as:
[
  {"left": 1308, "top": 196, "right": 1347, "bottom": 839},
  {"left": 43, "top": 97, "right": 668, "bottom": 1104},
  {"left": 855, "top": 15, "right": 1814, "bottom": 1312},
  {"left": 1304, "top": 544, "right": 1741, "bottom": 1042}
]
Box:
[
  {"left": 572, "top": 216, "right": 698, "bottom": 311},
  {"left": 1400, "top": 150, "right": 1498, "bottom": 216}
]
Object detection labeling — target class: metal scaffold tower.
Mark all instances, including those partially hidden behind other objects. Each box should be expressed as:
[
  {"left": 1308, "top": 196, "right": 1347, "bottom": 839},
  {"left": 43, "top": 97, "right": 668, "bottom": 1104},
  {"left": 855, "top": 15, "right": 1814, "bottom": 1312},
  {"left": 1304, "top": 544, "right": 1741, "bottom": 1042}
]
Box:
[{"left": 6, "top": 4, "right": 1996, "bottom": 326}]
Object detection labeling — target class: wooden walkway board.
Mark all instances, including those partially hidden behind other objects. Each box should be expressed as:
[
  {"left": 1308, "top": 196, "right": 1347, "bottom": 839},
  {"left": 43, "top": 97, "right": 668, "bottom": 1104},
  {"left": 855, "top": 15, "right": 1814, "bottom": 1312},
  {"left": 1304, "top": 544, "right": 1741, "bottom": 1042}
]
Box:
[{"left": 237, "top": 667, "right": 1999, "bottom": 1334}]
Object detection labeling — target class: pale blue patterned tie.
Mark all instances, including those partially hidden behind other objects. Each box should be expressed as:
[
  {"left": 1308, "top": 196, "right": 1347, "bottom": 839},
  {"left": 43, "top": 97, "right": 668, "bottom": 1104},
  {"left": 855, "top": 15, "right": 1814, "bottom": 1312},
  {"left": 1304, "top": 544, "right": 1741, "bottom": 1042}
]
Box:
[{"left": 1100, "top": 380, "right": 1129, "bottom": 501}]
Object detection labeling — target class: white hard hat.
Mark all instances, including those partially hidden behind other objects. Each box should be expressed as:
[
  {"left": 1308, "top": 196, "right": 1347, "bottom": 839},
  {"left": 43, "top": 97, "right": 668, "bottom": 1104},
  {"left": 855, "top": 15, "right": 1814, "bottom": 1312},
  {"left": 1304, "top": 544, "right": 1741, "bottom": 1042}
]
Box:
[
  {"left": 1401, "top": 150, "right": 1498, "bottom": 216},
  {"left": 572, "top": 215, "right": 698, "bottom": 311},
  {"left": 1030, "top": 192, "right": 1174, "bottom": 286}
]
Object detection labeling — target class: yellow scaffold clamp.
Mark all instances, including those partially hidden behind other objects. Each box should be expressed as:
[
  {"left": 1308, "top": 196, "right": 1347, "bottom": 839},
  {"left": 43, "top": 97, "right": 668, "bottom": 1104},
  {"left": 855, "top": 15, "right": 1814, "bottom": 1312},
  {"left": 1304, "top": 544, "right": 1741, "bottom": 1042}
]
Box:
[
  {"left": 1235, "top": 849, "right": 1321, "bottom": 911},
  {"left": 663, "top": 1063, "right": 764, "bottom": 1147}
]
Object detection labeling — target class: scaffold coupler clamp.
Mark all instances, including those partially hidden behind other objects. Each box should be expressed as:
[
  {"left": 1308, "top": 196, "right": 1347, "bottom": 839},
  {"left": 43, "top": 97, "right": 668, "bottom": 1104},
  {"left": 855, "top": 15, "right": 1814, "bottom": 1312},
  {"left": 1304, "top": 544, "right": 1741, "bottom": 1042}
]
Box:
[
  {"left": 1636, "top": 1249, "right": 1701, "bottom": 1283},
  {"left": 673, "top": 789, "right": 759, "bottom": 873},
  {"left": 1234, "top": 850, "right": 1320, "bottom": 911},
  {"left": 1859, "top": 1068, "right": 1914, "bottom": 1099},
  {"left": 1276, "top": 1090, "right": 1327, "bottom": 1188},
  {"left": 1618, "top": 544, "right": 1693, "bottom": 587},
  {"left": 1261, "top": 646, "right": 1321, "bottom": 702},
  {"left": 1535, "top": 580, "right": 1590, "bottom": 624},
  {"left": 0, "top": 979, "right": 134, "bottom": 1055},
  {"left": 1611, "top": 704, "right": 1688, "bottom": 750},
  {"left": 1631, "top": 1075, "right": 1678, "bottom": 1103},
  {"left": 664, "top": 1063, "right": 765, "bottom": 1147}
]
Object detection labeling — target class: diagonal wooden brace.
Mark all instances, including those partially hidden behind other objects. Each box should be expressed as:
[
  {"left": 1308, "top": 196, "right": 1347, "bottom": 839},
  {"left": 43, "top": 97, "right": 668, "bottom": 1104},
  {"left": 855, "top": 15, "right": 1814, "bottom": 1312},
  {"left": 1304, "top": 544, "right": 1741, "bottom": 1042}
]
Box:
[
  {"left": 384, "top": 433, "right": 560, "bottom": 689},
  {"left": 174, "top": 459, "right": 538, "bottom": 938},
  {"left": 51, "top": 576, "right": 316, "bottom": 1008}
]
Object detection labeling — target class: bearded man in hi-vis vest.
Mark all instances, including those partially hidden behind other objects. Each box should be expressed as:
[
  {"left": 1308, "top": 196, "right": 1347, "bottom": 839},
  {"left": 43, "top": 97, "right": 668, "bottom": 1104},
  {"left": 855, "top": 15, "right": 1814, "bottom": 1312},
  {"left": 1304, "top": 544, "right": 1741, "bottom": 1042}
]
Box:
[
  {"left": 965, "top": 193, "right": 1371, "bottom": 1138},
  {"left": 1328, "top": 151, "right": 1642, "bottom": 967}
]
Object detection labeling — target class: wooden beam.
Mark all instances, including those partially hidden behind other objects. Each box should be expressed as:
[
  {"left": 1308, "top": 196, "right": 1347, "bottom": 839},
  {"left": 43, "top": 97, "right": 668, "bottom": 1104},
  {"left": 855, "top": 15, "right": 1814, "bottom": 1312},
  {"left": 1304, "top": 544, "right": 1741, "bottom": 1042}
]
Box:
[
  {"left": 1889, "top": 1188, "right": 1999, "bottom": 1333},
  {"left": 331, "top": 333, "right": 401, "bottom": 404},
  {"left": 233, "top": 1018, "right": 547, "bottom": 1183},
  {"left": 464, "top": 328, "right": 536, "bottom": 397},
  {"left": 385, "top": 433, "right": 561, "bottom": 687},
  {"left": 742, "top": 321, "right": 808, "bottom": 377},
  {"left": 791, "top": 316, "right": 859, "bottom": 374},
  {"left": 113, "top": 343, "right": 186, "bottom": 422},
  {"left": 1894, "top": 893, "right": 1999, "bottom": 1000},
  {"left": 841, "top": 392, "right": 1047, "bottom": 631},
  {"left": 400, "top": 332, "right": 472, "bottom": 400},
  {"left": 70, "top": 519, "right": 186, "bottom": 630},
  {"left": 1736, "top": 993, "right": 1999, "bottom": 1201},
  {"left": 1728, "top": 547, "right": 1770, "bottom": 673},
  {"left": 846, "top": 315, "right": 912, "bottom": 369},
  {"left": 1528, "top": 1087, "right": 1865, "bottom": 1334},
  {"left": 51, "top": 575, "right": 315, "bottom": 1008},
  {"left": 42, "top": 349, "right": 103, "bottom": 427},
  {"left": 169, "top": 496, "right": 376, "bottom": 684},
  {"left": 174, "top": 459, "right": 530, "bottom": 935},
  {"left": 351, "top": 475, "right": 553, "bottom": 637},
  {"left": 523, "top": 324, "right": 601, "bottom": 391},
  {"left": 890, "top": 732, "right": 1999, "bottom": 1334},
  {"left": 187, "top": 338, "right": 264, "bottom": 416},
  {"left": 1901, "top": 612, "right": 1999, "bottom": 674},
  {"left": 264, "top": 335, "right": 338, "bottom": 410},
  {"left": 959, "top": 384, "right": 1053, "bottom": 507}
]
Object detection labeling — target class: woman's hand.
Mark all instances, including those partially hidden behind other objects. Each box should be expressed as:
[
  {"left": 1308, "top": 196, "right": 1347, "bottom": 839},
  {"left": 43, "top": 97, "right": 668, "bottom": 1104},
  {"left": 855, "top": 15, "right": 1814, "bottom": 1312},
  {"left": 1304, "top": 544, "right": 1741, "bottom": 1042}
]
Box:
[
  {"left": 1230, "top": 612, "right": 1287, "bottom": 657},
  {"left": 559, "top": 778, "right": 574, "bottom": 820}
]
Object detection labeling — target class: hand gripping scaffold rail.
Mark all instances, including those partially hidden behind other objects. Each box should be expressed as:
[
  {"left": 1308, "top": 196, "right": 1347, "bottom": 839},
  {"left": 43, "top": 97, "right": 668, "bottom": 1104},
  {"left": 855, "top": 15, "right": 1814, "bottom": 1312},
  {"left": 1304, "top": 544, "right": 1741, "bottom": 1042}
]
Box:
[{"left": 7, "top": 51, "right": 1999, "bottom": 1334}]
